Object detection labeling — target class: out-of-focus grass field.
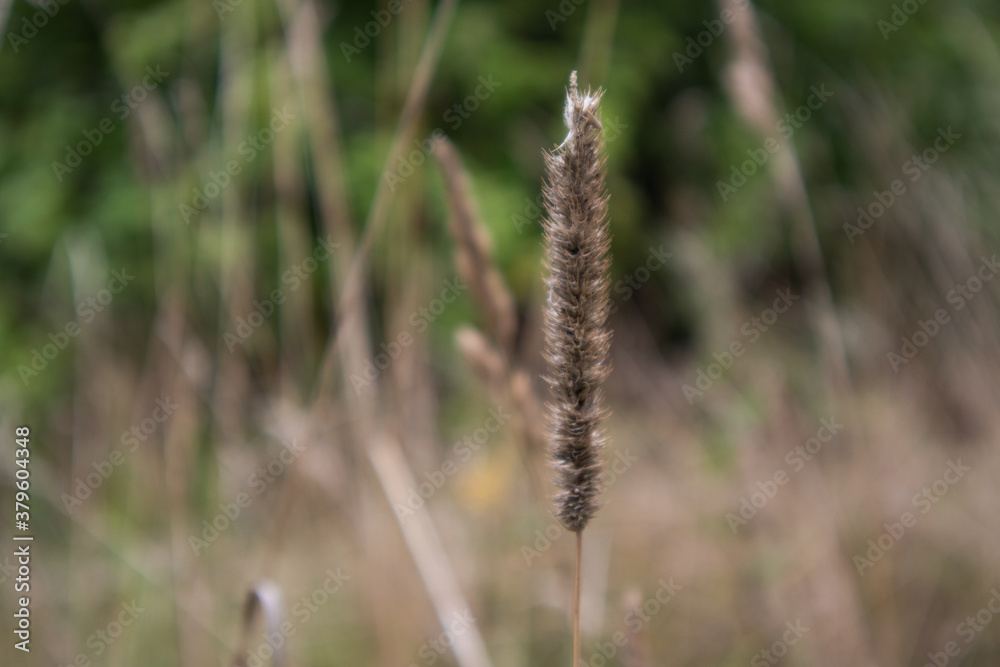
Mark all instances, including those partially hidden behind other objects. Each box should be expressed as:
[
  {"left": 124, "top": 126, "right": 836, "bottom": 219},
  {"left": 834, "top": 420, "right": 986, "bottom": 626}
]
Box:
[{"left": 3, "top": 0, "right": 1000, "bottom": 665}]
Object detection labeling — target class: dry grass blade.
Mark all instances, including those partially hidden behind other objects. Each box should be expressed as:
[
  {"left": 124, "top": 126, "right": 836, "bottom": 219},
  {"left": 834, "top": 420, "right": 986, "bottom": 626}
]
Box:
[
  {"left": 620, "top": 590, "right": 652, "bottom": 667},
  {"left": 456, "top": 325, "right": 550, "bottom": 500},
  {"left": 368, "top": 434, "right": 495, "bottom": 667},
  {"left": 438, "top": 137, "right": 550, "bottom": 500},
  {"left": 312, "top": 0, "right": 458, "bottom": 406},
  {"left": 508, "top": 368, "right": 548, "bottom": 459},
  {"left": 719, "top": 5, "right": 878, "bottom": 666},
  {"left": 0, "top": 0, "right": 12, "bottom": 36},
  {"left": 455, "top": 326, "right": 508, "bottom": 397},
  {"left": 434, "top": 136, "right": 518, "bottom": 355},
  {"left": 277, "top": 0, "right": 356, "bottom": 272},
  {"left": 718, "top": 0, "right": 853, "bottom": 406},
  {"left": 577, "top": 0, "right": 622, "bottom": 85},
  {"left": 232, "top": 581, "right": 286, "bottom": 667},
  {"left": 277, "top": 0, "right": 380, "bottom": 442}
]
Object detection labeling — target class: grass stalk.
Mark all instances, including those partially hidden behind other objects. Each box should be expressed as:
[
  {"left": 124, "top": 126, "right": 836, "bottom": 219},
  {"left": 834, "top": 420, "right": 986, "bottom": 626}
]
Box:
[
  {"left": 541, "top": 71, "right": 612, "bottom": 665},
  {"left": 573, "top": 531, "right": 583, "bottom": 667}
]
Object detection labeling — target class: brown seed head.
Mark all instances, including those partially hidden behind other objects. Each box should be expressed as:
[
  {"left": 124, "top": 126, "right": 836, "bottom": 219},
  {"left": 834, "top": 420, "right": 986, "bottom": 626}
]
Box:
[{"left": 541, "top": 71, "right": 612, "bottom": 533}]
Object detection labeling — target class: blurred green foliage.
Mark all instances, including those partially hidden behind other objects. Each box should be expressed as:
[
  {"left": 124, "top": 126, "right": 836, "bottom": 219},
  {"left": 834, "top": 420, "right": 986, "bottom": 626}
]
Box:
[{"left": 2, "top": 0, "right": 999, "bottom": 491}]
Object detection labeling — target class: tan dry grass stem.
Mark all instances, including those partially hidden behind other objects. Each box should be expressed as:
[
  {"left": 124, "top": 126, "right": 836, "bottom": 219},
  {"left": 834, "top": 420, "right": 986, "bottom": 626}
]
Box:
[
  {"left": 311, "top": 0, "right": 458, "bottom": 408},
  {"left": 435, "top": 138, "right": 550, "bottom": 500},
  {"left": 434, "top": 137, "right": 518, "bottom": 355}
]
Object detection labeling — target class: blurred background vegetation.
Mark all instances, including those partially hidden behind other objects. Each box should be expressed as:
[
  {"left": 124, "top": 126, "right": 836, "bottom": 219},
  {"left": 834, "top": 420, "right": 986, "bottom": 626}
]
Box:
[{"left": 3, "top": 0, "right": 1000, "bottom": 665}]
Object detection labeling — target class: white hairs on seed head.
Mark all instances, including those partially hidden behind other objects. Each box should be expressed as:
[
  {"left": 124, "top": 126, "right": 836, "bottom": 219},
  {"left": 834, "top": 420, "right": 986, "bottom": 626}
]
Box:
[
  {"left": 563, "top": 71, "right": 578, "bottom": 127},
  {"left": 559, "top": 71, "right": 601, "bottom": 151}
]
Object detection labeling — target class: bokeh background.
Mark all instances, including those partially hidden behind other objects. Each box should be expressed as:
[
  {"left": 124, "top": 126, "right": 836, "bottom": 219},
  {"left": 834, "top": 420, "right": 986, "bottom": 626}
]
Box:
[{"left": 3, "top": 0, "right": 1000, "bottom": 665}]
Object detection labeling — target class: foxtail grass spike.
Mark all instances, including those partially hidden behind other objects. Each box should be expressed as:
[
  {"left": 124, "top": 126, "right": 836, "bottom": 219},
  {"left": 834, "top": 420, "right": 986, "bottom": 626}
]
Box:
[{"left": 542, "top": 71, "right": 612, "bottom": 533}]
